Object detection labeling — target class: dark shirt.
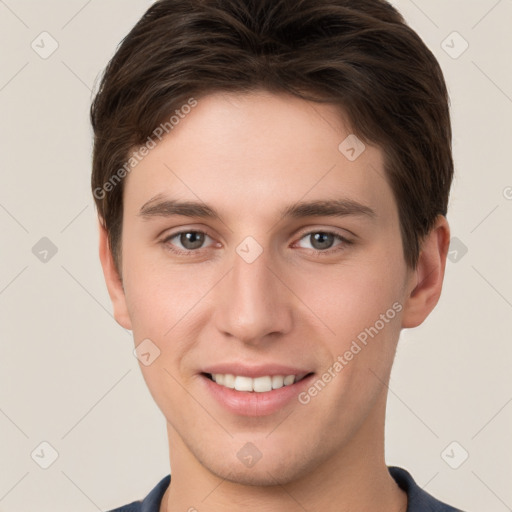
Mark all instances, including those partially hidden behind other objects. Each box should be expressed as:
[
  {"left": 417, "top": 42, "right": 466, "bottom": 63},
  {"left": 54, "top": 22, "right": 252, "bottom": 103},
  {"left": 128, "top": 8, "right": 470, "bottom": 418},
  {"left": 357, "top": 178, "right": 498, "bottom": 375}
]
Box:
[{"left": 107, "top": 466, "right": 465, "bottom": 511}]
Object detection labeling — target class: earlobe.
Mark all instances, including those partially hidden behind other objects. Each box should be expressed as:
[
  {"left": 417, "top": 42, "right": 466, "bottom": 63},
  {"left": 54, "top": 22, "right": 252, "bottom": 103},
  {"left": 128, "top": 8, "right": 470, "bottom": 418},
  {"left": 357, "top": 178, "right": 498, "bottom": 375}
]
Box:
[
  {"left": 401, "top": 215, "right": 451, "bottom": 329},
  {"left": 97, "top": 218, "right": 133, "bottom": 330}
]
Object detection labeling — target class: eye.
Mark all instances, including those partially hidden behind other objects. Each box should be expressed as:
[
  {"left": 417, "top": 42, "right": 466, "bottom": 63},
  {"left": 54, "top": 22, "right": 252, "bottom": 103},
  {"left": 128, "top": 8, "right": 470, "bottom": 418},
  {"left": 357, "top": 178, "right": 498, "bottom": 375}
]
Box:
[
  {"left": 161, "top": 228, "right": 352, "bottom": 257},
  {"left": 295, "top": 230, "right": 351, "bottom": 253},
  {"left": 163, "top": 230, "right": 215, "bottom": 253}
]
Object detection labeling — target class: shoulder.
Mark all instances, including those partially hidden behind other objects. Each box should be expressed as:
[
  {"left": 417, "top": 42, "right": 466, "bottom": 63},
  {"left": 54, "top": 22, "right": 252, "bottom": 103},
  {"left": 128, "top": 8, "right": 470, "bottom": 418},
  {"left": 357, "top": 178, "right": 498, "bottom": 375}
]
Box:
[
  {"left": 106, "top": 475, "right": 171, "bottom": 512},
  {"left": 388, "top": 466, "right": 466, "bottom": 511}
]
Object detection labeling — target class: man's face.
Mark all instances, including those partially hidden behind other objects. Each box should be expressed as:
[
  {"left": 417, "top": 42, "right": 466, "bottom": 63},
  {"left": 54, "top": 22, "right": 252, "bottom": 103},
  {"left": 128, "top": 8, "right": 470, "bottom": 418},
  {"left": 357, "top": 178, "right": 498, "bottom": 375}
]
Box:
[{"left": 114, "top": 91, "right": 415, "bottom": 484}]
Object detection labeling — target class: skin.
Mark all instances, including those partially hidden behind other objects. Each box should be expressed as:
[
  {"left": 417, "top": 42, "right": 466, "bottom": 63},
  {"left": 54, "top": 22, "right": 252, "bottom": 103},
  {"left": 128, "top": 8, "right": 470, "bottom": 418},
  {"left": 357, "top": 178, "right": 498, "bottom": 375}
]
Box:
[{"left": 98, "top": 90, "right": 450, "bottom": 512}]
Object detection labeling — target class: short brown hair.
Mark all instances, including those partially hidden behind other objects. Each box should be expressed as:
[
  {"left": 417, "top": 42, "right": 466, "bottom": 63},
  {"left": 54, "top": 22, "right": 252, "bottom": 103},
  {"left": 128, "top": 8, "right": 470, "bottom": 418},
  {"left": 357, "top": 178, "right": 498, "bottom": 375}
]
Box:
[{"left": 90, "top": 0, "right": 453, "bottom": 275}]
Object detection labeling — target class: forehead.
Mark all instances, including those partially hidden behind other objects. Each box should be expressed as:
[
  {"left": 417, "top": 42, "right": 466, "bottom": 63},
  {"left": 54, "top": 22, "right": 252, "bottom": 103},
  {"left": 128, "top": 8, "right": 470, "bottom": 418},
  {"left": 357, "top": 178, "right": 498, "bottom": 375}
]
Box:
[{"left": 123, "top": 91, "right": 396, "bottom": 225}]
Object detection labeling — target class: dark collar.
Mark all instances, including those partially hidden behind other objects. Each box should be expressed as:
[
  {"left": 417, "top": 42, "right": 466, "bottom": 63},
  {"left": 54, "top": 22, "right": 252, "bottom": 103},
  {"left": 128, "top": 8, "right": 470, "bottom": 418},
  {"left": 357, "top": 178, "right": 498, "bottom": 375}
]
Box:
[{"left": 134, "top": 466, "right": 463, "bottom": 512}]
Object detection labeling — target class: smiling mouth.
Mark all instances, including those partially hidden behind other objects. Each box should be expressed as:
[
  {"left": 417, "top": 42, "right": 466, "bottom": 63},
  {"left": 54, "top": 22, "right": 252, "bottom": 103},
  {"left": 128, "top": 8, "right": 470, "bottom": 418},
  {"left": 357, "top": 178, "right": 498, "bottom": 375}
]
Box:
[{"left": 202, "top": 372, "right": 314, "bottom": 393}]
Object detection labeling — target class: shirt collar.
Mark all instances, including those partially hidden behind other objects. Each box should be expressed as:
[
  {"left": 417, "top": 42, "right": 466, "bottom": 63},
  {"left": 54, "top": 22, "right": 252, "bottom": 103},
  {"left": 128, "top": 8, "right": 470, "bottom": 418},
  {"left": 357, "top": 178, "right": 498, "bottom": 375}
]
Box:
[{"left": 139, "top": 467, "right": 461, "bottom": 512}]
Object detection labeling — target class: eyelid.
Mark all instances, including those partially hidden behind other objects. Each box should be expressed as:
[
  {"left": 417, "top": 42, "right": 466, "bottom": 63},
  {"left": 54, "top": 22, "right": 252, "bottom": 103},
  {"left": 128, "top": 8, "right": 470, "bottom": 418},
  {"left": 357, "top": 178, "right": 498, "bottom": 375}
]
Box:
[
  {"left": 294, "top": 224, "right": 356, "bottom": 240},
  {"left": 292, "top": 222, "right": 353, "bottom": 242}
]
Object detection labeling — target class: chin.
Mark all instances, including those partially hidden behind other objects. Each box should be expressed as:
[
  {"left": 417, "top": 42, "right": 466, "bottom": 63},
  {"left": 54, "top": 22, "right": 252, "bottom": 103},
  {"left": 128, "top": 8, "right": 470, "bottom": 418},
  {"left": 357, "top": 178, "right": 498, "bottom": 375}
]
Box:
[
  {"left": 206, "top": 460, "right": 306, "bottom": 487},
  {"left": 194, "top": 439, "right": 326, "bottom": 488}
]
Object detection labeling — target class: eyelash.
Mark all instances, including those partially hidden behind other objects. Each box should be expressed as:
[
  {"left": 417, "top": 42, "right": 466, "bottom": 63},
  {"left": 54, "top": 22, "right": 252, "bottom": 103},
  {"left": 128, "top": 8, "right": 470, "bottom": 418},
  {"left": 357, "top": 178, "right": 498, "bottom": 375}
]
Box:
[{"left": 161, "top": 229, "right": 353, "bottom": 257}]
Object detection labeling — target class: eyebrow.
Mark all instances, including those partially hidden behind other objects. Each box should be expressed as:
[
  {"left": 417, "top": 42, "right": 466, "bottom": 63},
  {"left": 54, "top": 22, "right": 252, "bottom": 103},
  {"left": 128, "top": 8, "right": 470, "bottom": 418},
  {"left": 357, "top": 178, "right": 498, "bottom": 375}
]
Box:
[{"left": 138, "top": 194, "right": 377, "bottom": 221}]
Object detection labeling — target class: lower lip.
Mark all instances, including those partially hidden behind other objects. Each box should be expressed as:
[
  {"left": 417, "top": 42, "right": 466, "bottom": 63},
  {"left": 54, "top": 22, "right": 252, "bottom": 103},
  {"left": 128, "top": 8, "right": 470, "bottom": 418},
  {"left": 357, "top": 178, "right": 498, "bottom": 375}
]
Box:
[{"left": 200, "top": 373, "right": 315, "bottom": 417}]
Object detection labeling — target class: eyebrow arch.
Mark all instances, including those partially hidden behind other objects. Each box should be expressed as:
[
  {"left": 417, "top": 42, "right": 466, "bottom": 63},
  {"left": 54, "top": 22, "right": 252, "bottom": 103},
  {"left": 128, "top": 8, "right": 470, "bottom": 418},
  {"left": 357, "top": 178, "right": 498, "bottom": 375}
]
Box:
[
  {"left": 139, "top": 195, "right": 221, "bottom": 220},
  {"left": 280, "top": 199, "right": 376, "bottom": 220},
  {"left": 138, "top": 194, "right": 376, "bottom": 221}
]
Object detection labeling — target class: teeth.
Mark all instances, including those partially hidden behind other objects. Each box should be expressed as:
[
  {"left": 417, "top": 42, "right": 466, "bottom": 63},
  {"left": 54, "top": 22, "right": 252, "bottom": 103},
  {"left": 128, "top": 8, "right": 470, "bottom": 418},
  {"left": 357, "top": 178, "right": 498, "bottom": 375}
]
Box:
[
  {"left": 211, "top": 373, "right": 301, "bottom": 392},
  {"left": 253, "top": 376, "right": 272, "bottom": 392},
  {"left": 223, "top": 374, "right": 235, "bottom": 388},
  {"left": 235, "top": 375, "right": 253, "bottom": 392},
  {"left": 271, "top": 375, "right": 284, "bottom": 389},
  {"left": 283, "top": 375, "right": 295, "bottom": 386}
]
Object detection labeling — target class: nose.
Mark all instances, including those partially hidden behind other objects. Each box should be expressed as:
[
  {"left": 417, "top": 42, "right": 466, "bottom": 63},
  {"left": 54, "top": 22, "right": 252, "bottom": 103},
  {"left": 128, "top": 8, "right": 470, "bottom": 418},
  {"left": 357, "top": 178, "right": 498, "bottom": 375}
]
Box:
[{"left": 212, "top": 244, "right": 293, "bottom": 345}]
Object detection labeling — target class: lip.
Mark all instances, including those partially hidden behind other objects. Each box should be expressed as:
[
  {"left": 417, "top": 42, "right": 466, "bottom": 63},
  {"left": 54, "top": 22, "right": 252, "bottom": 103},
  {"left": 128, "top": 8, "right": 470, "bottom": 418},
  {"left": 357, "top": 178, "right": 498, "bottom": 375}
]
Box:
[{"left": 199, "top": 371, "right": 315, "bottom": 417}]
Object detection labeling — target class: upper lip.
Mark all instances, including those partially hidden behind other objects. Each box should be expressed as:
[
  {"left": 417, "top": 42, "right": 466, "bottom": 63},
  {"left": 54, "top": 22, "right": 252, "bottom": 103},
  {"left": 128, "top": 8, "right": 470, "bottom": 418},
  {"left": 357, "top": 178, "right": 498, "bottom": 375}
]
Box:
[{"left": 201, "top": 363, "right": 314, "bottom": 379}]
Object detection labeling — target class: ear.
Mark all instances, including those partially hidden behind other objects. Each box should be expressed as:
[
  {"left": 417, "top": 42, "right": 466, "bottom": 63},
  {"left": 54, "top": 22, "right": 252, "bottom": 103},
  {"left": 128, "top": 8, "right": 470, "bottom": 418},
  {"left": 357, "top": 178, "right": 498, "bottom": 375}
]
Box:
[
  {"left": 401, "top": 215, "right": 451, "bottom": 328},
  {"left": 97, "top": 218, "right": 132, "bottom": 330}
]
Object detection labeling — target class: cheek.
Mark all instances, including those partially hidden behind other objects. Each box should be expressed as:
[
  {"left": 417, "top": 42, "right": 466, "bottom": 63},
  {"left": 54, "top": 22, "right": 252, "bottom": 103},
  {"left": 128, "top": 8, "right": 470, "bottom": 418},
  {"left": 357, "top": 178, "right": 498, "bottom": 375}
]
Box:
[
  {"left": 294, "top": 251, "right": 405, "bottom": 401},
  {"left": 296, "top": 266, "right": 403, "bottom": 423},
  {"left": 295, "top": 259, "right": 404, "bottom": 341},
  {"left": 121, "top": 242, "right": 190, "bottom": 332},
  {"left": 122, "top": 253, "right": 218, "bottom": 367}
]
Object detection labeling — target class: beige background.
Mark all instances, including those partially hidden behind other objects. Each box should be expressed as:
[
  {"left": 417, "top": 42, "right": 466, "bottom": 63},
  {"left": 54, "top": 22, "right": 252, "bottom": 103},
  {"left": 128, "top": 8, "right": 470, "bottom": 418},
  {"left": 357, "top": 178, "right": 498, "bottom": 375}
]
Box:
[{"left": 0, "top": 0, "right": 511, "bottom": 510}]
